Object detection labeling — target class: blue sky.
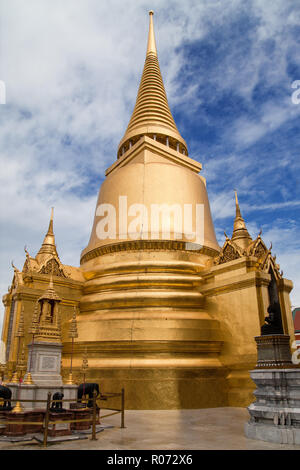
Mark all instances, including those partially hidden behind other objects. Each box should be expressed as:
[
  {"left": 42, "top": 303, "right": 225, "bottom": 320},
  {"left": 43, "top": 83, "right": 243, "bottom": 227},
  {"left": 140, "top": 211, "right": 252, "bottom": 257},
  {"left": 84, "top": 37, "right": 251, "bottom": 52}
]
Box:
[{"left": 0, "top": 0, "right": 300, "bottom": 331}]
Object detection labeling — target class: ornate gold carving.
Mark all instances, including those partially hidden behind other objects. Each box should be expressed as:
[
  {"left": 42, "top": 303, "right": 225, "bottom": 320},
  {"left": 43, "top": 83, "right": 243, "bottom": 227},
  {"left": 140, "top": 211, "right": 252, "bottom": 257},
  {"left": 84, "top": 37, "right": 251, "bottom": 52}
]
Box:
[
  {"left": 39, "top": 258, "right": 66, "bottom": 278},
  {"left": 16, "top": 345, "right": 27, "bottom": 379},
  {"left": 214, "top": 242, "right": 242, "bottom": 265},
  {"left": 32, "top": 276, "right": 62, "bottom": 343},
  {"left": 69, "top": 307, "right": 78, "bottom": 339},
  {"left": 16, "top": 306, "right": 25, "bottom": 338},
  {"left": 253, "top": 242, "right": 266, "bottom": 260},
  {"left": 28, "top": 303, "right": 39, "bottom": 335},
  {"left": 81, "top": 240, "right": 219, "bottom": 264},
  {"left": 81, "top": 348, "right": 89, "bottom": 373}
]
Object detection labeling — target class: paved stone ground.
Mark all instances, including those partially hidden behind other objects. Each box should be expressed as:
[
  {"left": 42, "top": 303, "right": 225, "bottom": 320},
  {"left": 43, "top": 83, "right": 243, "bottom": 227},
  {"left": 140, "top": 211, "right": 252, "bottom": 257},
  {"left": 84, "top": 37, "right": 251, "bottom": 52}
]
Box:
[{"left": 0, "top": 407, "right": 299, "bottom": 450}]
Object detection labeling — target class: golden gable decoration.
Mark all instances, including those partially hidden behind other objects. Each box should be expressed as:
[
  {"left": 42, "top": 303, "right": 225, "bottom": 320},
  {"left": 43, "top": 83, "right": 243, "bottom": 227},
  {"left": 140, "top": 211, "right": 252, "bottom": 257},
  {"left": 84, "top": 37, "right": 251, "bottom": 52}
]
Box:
[{"left": 39, "top": 257, "right": 67, "bottom": 278}]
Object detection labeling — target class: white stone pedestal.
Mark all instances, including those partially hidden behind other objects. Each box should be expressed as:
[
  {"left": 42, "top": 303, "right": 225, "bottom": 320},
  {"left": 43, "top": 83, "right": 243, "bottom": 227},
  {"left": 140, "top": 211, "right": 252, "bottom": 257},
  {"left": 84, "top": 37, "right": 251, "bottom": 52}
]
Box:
[
  {"left": 245, "top": 368, "right": 300, "bottom": 445},
  {"left": 5, "top": 341, "right": 78, "bottom": 411},
  {"left": 27, "top": 341, "right": 63, "bottom": 387},
  {"left": 6, "top": 383, "right": 78, "bottom": 411}
]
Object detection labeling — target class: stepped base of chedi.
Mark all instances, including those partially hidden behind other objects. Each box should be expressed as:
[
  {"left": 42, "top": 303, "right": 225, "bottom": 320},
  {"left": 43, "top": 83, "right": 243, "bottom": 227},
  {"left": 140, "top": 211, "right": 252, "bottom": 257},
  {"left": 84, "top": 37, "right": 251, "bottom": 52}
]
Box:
[{"left": 1, "top": 12, "right": 295, "bottom": 409}]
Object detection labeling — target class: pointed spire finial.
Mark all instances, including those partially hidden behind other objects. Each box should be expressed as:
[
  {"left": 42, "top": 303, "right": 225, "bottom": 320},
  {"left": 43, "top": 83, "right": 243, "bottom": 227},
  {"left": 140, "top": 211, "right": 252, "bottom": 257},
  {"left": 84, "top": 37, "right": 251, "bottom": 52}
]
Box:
[
  {"left": 234, "top": 190, "right": 242, "bottom": 218},
  {"left": 231, "top": 191, "right": 252, "bottom": 249},
  {"left": 47, "top": 207, "right": 54, "bottom": 235},
  {"left": 147, "top": 10, "right": 157, "bottom": 57},
  {"left": 36, "top": 207, "right": 59, "bottom": 261}
]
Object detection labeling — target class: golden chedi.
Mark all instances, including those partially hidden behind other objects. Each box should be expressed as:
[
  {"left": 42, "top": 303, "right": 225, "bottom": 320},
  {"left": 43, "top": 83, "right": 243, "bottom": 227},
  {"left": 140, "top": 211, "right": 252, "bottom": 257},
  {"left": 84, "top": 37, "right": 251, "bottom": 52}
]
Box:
[{"left": 1, "top": 12, "right": 295, "bottom": 409}]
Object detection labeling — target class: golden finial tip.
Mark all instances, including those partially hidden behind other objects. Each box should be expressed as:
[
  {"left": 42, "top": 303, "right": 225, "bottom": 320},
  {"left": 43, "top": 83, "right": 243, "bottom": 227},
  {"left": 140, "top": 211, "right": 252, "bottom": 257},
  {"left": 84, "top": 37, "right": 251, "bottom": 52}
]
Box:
[
  {"left": 234, "top": 190, "right": 239, "bottom": 205},
  {"left": 149, "top": 10, "right": 154, "bottom": 15}
]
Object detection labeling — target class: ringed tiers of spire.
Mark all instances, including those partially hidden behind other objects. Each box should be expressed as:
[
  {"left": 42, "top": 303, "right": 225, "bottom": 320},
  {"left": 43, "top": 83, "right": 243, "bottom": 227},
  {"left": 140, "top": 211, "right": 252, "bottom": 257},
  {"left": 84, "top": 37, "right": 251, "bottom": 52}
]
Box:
[{"left": 118, "top": 11, "right": 188, "bottom": 158}]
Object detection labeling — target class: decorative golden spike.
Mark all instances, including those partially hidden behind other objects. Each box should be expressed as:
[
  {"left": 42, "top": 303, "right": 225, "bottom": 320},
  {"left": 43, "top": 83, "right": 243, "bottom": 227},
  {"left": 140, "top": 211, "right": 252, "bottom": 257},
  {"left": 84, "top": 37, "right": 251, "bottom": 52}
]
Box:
[
  {"left": 231, "top": 190, "right": 252, "bottom": 249},
  {"left": 45, "top": 206, "right": 54, "bottom": 237},
  {"left": 224, "top": 231, "right": 229, "bottom": 240},
  {"left": 69, "top": 306, "right": 79, "bottom": 339},
  {"left": 147, "top": 11, "right": 157, "bottom": 57},
  {"left": 234, "top": 190, "right": 242, "bottom": 218},
  {"left": 36, "top": 207, "right": 58, "bottom": 261},
  {"left": 11, "top": 260, "right": 19, "bottom": 273},
  {"left": 28, "top": 303, "right": 39, "bottom": 335},
  {"left": 13, "top": 305, "right": 25, "bottom": 379},
  {"left": 56, "top": 305, "right": 62, "bottom": 333},
  {"left": 16, "top": 305, "right": 25, "bottom": 338},
  {"left": 66, "top": 306, "right": 79, "bottom": 385},
  {"left": 81, "top": 347, "right": 89, "bottom": 372},
  {"left": 16, "top": 344, "right": 27, "bottom": 379}
]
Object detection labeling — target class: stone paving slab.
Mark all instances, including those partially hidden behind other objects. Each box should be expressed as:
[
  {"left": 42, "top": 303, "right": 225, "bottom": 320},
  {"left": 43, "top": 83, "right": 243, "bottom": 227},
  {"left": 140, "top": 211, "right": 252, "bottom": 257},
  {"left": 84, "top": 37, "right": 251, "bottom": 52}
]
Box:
[
  {"left": 0, "top": 408, "right": 300, "bottom": 450},
  {"left": 33, "top": 434, "right": 88, "bottom": 444}
]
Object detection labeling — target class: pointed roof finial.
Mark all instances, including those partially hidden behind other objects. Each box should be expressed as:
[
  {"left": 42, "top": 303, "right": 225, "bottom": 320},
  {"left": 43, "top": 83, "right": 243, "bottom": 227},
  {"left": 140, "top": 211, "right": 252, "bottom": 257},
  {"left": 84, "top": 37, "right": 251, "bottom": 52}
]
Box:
[
  {"left": 36, "top": 207, "right": 58, "bottom": 261},
  {"left": 147, "top": 11, "right": 157, "bottom": 57},
  {"left": 46, "top": 207, "right": 54, "bottom": 237},
  {"left": 231, "top": 190, "right": 252, "bottom": 249},
  {"left": 234, "top": 190, "right": 242, "bottom": 218}
]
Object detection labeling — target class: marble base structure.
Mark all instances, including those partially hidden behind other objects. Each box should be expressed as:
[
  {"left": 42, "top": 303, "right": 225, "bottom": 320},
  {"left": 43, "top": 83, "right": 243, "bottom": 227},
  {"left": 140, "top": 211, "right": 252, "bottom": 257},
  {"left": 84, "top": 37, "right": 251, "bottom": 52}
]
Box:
[
  {"left": 245, "top": 335, "right": 300, "bottom": 445},
  {"left": 6, "top": 340, "right": 78, "bottom": 411},
  {"left": 27, "top": 341, "right": 63, "bottom": 387},
  {"left": 6, "top": 383, "right": 78, "bottom": 411}
]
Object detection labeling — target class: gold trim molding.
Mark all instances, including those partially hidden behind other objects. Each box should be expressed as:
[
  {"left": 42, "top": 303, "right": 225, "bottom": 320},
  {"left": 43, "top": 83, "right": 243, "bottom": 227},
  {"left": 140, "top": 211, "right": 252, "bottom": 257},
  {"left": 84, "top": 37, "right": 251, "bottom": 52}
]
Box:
[
  {"left": 63, "top": 340, "right": 223, "bottom": 355},
  {"left": 80, "top": 240, "right": 219, "bottom": 265}
]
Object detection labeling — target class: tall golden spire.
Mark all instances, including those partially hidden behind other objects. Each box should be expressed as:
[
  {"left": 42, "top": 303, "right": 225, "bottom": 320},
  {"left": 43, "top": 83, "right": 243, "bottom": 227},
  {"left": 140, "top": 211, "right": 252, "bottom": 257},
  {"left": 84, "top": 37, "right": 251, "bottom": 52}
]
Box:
[
  {"left": 118, "top": 11, "right": 188, "bottom": 157},
  {"left": 231, "top": 191, "right": 252, "bottom": 249},
  {"left": 36, "top": 207, "right": 58, "bottom": 261}
]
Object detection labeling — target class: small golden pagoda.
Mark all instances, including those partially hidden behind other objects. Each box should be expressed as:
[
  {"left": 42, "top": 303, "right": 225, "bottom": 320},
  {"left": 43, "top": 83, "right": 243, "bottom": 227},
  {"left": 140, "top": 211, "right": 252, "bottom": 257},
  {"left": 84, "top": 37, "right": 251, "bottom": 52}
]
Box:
[
  {"left": 1, "top": 12, "right": 295, "bottom": 408},
  {"left": 34, "top": 274, "right": 62, "bottom": 343}
]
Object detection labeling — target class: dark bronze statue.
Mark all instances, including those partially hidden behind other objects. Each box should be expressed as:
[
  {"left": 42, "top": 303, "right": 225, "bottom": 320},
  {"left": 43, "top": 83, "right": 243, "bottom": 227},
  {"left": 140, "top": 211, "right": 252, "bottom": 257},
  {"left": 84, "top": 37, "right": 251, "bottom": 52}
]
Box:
[
  {"left": 261, "top": 302, "right": 284, "bottom": 335},
  {"left": 51, "top": 392, "right": 64, "bottom": 412},
  {"left": 77, "top": 383, "right": 100, "bottom": 407},
  {"left": 0, "top": 384, "right": 12, "bottom": 410}
]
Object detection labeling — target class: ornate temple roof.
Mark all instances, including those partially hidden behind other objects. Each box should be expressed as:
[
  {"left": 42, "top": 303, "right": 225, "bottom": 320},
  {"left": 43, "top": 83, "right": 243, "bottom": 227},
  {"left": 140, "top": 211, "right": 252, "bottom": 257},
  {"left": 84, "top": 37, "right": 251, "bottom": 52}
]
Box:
[
  {"left": 214, "top": 192, "right": 283, "bottom": 279},
  {"left": 118, "top": 11, "right": 188, "bottom": 156}
]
